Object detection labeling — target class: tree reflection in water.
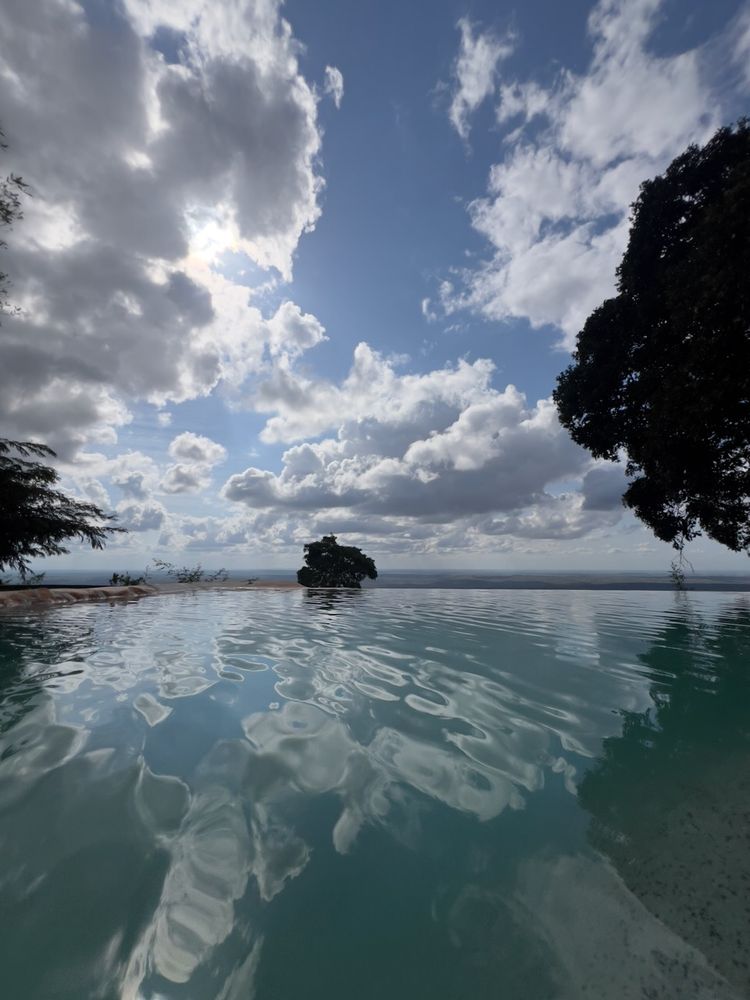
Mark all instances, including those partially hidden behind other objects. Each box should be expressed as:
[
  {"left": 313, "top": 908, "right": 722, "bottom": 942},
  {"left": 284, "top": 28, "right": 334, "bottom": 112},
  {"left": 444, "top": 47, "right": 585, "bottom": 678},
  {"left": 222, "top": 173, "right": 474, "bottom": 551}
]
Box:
[
  {"left": 0, "top": 611, "right": 89, "bottom": 736},
  {"left": 578, "top": 598, "right": 750, "bottom": 994}
]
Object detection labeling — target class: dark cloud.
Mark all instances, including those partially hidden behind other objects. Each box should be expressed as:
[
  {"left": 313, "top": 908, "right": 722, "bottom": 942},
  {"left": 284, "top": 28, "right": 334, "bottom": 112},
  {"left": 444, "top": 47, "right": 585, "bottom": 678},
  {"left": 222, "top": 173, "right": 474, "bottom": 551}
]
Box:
[
  {"left": 161, "top": 464, "right": 211, "bottom": 495},
  {"left": 581, "top": 465, "right": 628, "bottom": 511},
  {"left": 115, "top": 499, "right": 166, "bottom": 531}
]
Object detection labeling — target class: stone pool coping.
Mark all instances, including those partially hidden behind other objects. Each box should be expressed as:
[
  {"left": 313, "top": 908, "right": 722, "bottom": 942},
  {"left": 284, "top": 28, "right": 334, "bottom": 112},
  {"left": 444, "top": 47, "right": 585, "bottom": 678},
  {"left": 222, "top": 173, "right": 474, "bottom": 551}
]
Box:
[{"left": 0, "top": 579, "right": 302, "bottom": 609}]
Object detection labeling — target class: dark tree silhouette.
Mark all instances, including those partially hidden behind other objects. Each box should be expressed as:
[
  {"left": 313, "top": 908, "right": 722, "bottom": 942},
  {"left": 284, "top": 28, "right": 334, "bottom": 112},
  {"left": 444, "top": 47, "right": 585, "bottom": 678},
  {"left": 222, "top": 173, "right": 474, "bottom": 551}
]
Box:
[
  {"left": 297, "top": 534, "right": 377, "bottom": 588},
  {"left": 554, "top": 119, "right": 750, "bottom": 554},
  {"left": 0, "top": 440, "right": 124, "bottom": 578}
]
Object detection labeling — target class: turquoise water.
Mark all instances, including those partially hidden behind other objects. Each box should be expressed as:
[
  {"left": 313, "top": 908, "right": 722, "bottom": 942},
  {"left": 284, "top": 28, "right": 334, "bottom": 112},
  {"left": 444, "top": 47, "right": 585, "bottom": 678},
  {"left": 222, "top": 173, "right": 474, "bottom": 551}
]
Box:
[{"left": 0, "top": 589, "right": 748, "bottom": 999}]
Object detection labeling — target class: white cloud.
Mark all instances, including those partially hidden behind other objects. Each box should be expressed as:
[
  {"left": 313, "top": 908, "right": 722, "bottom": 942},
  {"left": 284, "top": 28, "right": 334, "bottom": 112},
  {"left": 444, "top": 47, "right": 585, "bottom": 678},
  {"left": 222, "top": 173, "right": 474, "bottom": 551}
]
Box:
[
  {"left": 168, "top": 432, "right": 227, "bottom": 466},
  {"left": 222, "top": 342, "right": 623, "bottom": 546},
  {"left": 161, "top": 432, "right": 226, "bottom": 493},
  {"left": 0, "top": 0, "right": 328, "bottom": 454},
  {"left": 77, "top": 479, "right": 112, "bottom": 510},
  {"left": 157, "top": 411, "right": 173, "bottom": 427},
  {"left": 267, "top": 301, "right": 327, "bottom": 358},
  {"left": 496, "top": 80, "right": 550, "bottom": 126},
  {"left": 115, "top": 498, "right": 168, "bottom": 532},
  {"left": 456, "top": 213, "right": 629, "bottom": 344},
  {"left": 254, "top": 341, "right": 496, "bottom": 444},
  {"left": 67, "top": 450, "right": 161, "bottom": 501},
  {"left": 559, "top": 0, "right": 713, "bottom": 168},
  {"left": 446, "top": 0, "right": 747, "bottom": 346},
  {"left": 448, "top": 18, "right": 515, "bottom": 140},
  {"left": 323, "top": 65, "right": 344, "bottom": 108},
  {"left": 421, "top": 297, "right": 437, "bottom": 323}
]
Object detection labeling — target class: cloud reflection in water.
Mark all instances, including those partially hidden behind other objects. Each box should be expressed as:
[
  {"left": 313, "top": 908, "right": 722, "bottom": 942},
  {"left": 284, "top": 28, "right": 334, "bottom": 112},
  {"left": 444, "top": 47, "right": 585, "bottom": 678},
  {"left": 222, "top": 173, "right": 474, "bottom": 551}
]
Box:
[{"left": 0, "top": 590, "right": 747, "bottom": 998}]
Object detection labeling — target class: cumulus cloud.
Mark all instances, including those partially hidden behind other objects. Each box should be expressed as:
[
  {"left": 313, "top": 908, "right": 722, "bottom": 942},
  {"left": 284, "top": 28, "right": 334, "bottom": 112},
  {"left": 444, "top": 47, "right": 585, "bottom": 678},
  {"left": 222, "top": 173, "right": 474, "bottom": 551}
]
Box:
[
  {"left": 77, "top": 479, "right": 112, "bottom": 510},
  {"left": 0, "top": 0, "right": 328, "bottom": 453},
  {"left": 446, "top": 0, "right": 749, "bottom": 346},
  {"left": 449, "top": 18, "right": 515, "bottom": 140},
  {"left": 168, "top": 432, "right": 227, "bottom": 466},
  {"left": 222, "top": 342, "right": 622, "bottom": 545},
  {"left": 115, "top": 472, "right": 152, "bottom": 501},
  {"left": 161, "top": 463, "right": 213, "bottom": 495},
  {"left": 115, "top": 499, "right": 167, "bottom": 532},
  {"left": 224, "top": 391, "right": 586, "bottom": 522},
  {"left": 267, "top": 301, "right": 327, "bottom": 358},
  {"left": 474, "top": 491, "right": 621, "bottom": 540},
  {"left": 67, "top": 450, "right": 161, "bottom": 502},
  {"left": 323, "top": 66, "right": 344, "bottom": 108},
  {"left": 1, "top": 0, "right": 686, "bottom": 565},
  {"left": 160, "top": 432, "right": 226, "bottom": 493},
  {"left": 253, "top": 341, "right": 496, "bottom": 444}
]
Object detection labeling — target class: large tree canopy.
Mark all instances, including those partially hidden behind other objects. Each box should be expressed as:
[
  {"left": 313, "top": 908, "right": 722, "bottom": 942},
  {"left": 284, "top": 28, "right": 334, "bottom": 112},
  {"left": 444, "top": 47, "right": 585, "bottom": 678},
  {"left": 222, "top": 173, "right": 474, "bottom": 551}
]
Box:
[
  {"left": 0, "top": 440, "right": 123, "bottom": 577},
  {"left": 297, "top": 534, "right": 378, "bottom": 588},
  {"left": 554, "top": 120, "right": 750, "bottom": 554}
]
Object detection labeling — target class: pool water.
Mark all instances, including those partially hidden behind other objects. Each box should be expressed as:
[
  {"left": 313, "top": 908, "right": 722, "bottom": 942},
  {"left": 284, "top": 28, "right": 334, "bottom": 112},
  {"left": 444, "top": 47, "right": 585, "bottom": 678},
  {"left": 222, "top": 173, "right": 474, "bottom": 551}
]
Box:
[{"left": 0, "top": 589, "right": 748, "bottom": 999}]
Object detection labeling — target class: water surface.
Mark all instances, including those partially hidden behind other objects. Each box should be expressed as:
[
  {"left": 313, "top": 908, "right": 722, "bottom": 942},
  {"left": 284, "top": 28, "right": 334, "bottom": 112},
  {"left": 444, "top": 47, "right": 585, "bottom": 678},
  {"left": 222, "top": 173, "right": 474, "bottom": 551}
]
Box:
[{"left": 0, "top": 589, "right": 748, "bottom": 999}]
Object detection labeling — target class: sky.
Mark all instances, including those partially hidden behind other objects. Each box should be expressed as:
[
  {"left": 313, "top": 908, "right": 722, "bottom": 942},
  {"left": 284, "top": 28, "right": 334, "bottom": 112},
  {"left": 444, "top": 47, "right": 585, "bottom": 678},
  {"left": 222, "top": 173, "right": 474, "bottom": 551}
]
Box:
[{"left": 2, "top": 0, "right": 750, "bottom": 573}]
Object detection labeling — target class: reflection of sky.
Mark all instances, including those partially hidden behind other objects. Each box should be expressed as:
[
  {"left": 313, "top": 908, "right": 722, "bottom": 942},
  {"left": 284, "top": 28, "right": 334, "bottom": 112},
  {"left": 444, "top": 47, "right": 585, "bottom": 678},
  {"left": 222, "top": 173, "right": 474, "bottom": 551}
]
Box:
[{"left": 0, "top": 590, "right": 747, "bottom": 997}]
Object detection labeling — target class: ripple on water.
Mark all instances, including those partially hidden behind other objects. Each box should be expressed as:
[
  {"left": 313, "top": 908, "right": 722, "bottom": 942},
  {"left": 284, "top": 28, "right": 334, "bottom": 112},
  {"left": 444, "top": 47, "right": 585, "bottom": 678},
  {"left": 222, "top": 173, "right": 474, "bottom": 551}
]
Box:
[{"left": 0, "top": 588, "right": 748, "bottom": 999}]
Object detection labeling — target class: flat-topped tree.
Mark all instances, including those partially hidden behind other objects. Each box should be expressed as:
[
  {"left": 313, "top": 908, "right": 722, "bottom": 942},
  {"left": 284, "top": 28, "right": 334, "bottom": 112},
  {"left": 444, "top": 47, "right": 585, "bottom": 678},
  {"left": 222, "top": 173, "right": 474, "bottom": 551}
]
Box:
[{"left": 297, "top": 534, "right": 377, "bottom": 588}]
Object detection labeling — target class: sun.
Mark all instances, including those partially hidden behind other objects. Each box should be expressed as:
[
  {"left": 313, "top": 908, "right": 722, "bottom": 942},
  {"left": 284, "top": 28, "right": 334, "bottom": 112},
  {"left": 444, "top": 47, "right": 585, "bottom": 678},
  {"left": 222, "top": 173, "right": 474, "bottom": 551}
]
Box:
[{"left": 187, "top": 209, "right": 239, "bottom": 264}]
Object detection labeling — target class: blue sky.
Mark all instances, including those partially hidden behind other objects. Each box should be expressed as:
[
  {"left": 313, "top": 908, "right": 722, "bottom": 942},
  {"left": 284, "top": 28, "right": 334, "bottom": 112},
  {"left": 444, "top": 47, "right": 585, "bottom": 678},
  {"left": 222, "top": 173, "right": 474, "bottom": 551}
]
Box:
[{"left": 3, "top": 0, "right": 750, "bottom": 572}]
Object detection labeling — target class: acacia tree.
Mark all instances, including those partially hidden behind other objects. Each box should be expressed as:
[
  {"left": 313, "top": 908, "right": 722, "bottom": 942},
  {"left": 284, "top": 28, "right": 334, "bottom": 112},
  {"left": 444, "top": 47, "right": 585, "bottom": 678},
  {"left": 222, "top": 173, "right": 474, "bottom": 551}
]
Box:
[
  {"left": 297, "top": 534, "right": 378, "bottom": 588},
  {"left": 0, "top": 440, "right": 124, "bottom": 578},
  {"left": 554, "top": 119, "right": 750, "bottom": 555}
]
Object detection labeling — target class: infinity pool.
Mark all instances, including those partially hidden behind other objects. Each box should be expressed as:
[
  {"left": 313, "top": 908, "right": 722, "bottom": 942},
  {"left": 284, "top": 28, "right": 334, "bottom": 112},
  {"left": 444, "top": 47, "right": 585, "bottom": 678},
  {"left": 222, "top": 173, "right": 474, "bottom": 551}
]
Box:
[{"left": 0, "top": 589, "right": 748, "bottom": 999}]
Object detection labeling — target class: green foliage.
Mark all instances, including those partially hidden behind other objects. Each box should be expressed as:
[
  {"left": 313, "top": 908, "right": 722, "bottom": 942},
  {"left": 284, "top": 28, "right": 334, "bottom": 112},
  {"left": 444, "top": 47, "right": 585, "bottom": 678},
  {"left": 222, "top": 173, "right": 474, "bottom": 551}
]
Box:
[
  {"left": 554, "top": 119, "right": 750, "bottom": 555},
  {"left": 151, "top": 558, "right": 228, "bottom": 583},
  {"left": 668, "top": 552, "right": 694, "bottom": 592},
  {"left": 0, "top": 127, "right": 29, "bottom": 320},
  {"left": 0, "top": 439, "right": 124, "bottom": 578},
  {"left": 109, "top": 571, "right": 147, "bottom": 587},
  {"left": 297, "top": 534, "right": 378, "bottom": 588},
  {"left": 668, "top": 561, "right": 686, "bottom": 592}
]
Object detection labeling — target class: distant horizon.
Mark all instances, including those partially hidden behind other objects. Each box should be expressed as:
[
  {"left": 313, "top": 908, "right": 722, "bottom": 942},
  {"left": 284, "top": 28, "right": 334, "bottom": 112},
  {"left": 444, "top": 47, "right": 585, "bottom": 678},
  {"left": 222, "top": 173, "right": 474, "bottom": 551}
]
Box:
[
  {"left": 32, "top": 566, "right": 750, "bottom": 577},
  {"left": 22, "top": 565, "right": 750, "bottom": 592}
]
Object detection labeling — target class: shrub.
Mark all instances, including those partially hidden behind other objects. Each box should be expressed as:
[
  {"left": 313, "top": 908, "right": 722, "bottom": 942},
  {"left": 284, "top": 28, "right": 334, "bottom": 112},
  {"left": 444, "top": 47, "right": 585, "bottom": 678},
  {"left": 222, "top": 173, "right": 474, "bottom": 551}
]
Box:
[{"left": 152, "top": 559, "right": 228, "bottom": 583}]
